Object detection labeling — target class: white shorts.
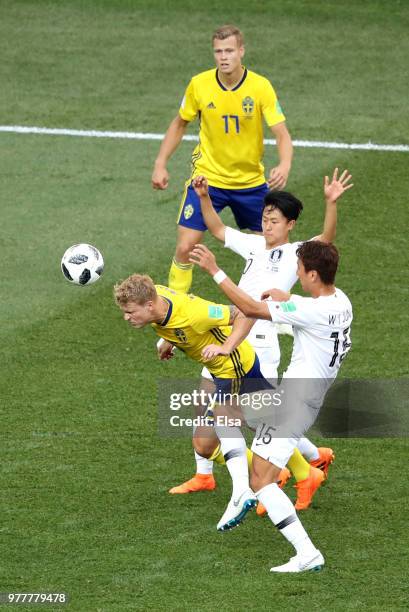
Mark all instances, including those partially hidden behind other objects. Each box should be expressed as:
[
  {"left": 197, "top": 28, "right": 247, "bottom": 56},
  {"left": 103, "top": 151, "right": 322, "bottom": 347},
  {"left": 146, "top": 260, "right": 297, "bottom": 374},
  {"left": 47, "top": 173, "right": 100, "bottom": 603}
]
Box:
[
  {"left": 249, "top": 379, "right": 323, "bottom": 468},
  {"left": 251, "top": 433, "right": 298, "bottom": 469}
]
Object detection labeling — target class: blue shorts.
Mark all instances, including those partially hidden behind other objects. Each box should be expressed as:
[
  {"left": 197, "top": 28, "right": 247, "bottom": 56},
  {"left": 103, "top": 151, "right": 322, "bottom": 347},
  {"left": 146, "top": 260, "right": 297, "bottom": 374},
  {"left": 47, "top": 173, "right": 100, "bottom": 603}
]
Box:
[
  {"left": 177, "top": 182, "right": 269, "bottom": 232},
  {"left": 212, "top": 354, "right": 273, "bottom": 401}
]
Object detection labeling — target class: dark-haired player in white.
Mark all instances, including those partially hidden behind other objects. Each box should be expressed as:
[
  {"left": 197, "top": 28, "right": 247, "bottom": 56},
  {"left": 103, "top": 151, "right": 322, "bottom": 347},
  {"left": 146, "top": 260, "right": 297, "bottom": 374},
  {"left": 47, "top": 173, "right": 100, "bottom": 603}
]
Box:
[
  {"left": 170, "top": 169, "right": 353, "bottom": 514},
  {"left": 190, "top": 240, "right": 353, "bottom": 572}
]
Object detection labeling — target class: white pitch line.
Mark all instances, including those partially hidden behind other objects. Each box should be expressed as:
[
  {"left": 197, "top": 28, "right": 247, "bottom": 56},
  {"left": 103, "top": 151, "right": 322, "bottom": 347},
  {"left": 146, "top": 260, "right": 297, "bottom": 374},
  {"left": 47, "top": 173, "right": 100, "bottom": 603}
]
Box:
[{"left": 1, "top": 124, "right": 409, "bottom": 152}]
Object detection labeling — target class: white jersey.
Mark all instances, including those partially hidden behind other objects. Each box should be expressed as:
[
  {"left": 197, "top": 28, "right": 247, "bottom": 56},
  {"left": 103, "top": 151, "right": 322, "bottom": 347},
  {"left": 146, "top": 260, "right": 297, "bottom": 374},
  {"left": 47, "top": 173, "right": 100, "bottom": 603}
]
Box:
[
  {"left": 267, "top": 288, "right": 353, "bottom": 380},
  {"left": 224, "top": 226, "right": 303, "bottom": 349}
]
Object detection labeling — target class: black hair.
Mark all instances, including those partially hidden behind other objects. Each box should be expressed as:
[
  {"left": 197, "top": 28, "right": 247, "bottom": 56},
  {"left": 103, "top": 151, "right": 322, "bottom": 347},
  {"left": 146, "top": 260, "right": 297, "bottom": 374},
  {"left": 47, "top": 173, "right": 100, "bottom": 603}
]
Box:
[
  {"left": 296, "top": 240, "right": 339, "bottom": 285},
  {"left": 263, "top": 191, "right": 303, "bottom": 221}
]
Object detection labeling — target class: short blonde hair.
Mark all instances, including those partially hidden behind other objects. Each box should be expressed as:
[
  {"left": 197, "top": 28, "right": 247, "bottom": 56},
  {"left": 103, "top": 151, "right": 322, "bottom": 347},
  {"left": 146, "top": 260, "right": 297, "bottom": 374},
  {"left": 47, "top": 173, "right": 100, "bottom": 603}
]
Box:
[
  {"left": 212, "top": 25, "right": 244, "bottom": 47},
  {"left": 114, "top": 274, "right": 157, "bottom": 306}
]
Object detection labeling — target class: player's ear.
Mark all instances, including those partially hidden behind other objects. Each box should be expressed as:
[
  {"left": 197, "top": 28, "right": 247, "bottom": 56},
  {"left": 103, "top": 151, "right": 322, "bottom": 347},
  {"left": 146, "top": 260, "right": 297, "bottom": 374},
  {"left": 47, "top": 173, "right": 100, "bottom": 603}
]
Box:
[
  {"left": 288, "top": 220, "right": 296, "bottom": 231},
  {"left": 239, "top": 45, "right": 245, "bottom": 59}
]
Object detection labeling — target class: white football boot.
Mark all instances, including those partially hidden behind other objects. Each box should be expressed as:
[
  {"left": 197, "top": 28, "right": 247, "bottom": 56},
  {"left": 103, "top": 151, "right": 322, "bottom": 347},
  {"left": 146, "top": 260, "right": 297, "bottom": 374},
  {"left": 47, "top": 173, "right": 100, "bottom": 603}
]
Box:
[
  {"left": 270, "top": 550, "right": 324, "bottom": 573},
  {"left": 217, "top": 489, "right": 257, "bottom": 531}
]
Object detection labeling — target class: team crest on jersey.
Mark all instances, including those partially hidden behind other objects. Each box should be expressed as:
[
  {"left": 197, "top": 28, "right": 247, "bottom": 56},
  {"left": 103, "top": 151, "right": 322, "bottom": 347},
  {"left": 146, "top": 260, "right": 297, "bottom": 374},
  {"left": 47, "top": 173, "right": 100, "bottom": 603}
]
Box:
[
  {"left": 270, "top": 249, "right": 283, "bottom": 263},
  {"left": 184, "top": 204, "right": 194, "bottom": 220},
  {"left": 242, "top": 96, "right": 254, "bottom": 114},
  {"left": 174, "top": 328, "right": 187, "bottom": 343}
]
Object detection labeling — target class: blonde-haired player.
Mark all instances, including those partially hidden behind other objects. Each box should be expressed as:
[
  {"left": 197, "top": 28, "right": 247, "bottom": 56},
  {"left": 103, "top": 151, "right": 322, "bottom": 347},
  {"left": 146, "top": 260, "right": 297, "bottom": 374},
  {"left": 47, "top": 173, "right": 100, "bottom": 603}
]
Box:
[{"left": 114, "top": 275, "right": 274, "bottom": 531}]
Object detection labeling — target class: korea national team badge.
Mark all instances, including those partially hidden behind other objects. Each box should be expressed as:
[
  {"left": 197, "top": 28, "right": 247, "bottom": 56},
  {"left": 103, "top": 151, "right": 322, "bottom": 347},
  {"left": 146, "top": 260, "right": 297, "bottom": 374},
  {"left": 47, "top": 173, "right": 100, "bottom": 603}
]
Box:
[
  {"left": 268, "top": 248, "right": 283, "bottom": 271},
  {"left": 184, "top": 204, "right": 194, "bottom": 220},
  {"left": 242, "top": 96, "right": 254, "bottom": 117}
]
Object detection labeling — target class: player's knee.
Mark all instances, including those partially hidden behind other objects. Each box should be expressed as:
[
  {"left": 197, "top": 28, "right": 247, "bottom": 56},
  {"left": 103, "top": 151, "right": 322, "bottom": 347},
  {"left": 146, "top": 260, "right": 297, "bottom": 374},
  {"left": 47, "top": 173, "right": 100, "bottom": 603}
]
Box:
[
  {"left": 193, "top": 437, "right": 217, "bottom": 459},
  {"left": 175, "top": 241, "right": 195, "bottom": 262}
]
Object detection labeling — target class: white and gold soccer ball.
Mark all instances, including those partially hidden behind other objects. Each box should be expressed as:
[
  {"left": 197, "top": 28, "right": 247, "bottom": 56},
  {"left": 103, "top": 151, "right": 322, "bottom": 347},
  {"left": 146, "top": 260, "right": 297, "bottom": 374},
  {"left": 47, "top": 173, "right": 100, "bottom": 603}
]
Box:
[{"left": 61, "top": 243, "right": 104, "bottom": 286}]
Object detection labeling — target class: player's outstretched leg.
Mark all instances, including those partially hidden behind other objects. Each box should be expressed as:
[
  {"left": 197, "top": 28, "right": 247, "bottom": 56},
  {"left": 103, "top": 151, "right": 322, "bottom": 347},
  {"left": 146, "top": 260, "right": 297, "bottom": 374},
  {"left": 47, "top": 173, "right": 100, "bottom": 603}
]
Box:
[
  {"left": 251, "top": 454, "right": 324, "bottom": 573},
  {"left": 169, "top": 375, "right": 220, "bottom": 494},
  {"left": 169, "top": 420, "right": 218, "bottom": 494},
  {"left": 214, "top": 423, "right": 256, "bottom": 531}
]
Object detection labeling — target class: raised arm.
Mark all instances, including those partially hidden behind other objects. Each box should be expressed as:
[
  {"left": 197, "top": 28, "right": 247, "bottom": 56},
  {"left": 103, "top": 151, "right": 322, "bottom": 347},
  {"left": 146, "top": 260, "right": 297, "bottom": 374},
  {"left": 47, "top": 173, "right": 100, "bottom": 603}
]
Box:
[
  {"left": 190, "top": 244, "right": 271, "bottom": 320},
  {"left": 315, "top": 168, "right": 353, "bottom": 243},
  {"left": 192, "top": 175, "right": 226, "bottom": 242},
  {"left": 152, "top": 115, "right": 189, "bottom": 190}
]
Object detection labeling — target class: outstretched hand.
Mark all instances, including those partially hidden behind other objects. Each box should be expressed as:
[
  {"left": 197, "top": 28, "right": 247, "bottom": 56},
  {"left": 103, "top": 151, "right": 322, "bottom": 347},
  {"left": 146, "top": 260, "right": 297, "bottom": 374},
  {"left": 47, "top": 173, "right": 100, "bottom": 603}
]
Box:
[
  {"left": 324, "top": 168, "right": 353, "bottom": 203},
  {"left": 192, "top": 175, "right": 209, "bottom": 197},
  {"left": 189, "top": 243, "right": 219, "bottom": 275}
]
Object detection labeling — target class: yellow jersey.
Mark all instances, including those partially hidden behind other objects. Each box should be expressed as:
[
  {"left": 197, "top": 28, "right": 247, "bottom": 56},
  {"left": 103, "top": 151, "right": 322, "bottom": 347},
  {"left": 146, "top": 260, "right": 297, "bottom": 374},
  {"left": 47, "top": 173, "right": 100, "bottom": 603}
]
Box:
[
  {"left": 151, "top": 285, "right": 255, "bottom": 379},
  {"left": 179, "top": 67, "right": 286, "bottom": 189}
]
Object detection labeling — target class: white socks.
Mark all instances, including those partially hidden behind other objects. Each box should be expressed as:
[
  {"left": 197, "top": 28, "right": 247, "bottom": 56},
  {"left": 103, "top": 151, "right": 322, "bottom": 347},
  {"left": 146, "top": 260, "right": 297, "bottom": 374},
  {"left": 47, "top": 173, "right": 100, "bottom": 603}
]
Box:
[
  {"left": 194, "top": 450, "right": 213, "bottom": 475},
  {"left": 256, "top": 483, "right": 317, "bottom": 557},
  {"left": 297, "top": 437, "right": 319, "bottom": 461},
  {"left": 214, "top": 424, "right": 249, "bottom": 498}
]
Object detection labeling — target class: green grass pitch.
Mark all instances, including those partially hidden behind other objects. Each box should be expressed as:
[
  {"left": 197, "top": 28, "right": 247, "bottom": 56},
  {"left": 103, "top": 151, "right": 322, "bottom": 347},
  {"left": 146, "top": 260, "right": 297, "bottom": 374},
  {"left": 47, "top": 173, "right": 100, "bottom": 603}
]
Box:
[{"left": 0, "top": 1, "right": 408, "bottom": 610}]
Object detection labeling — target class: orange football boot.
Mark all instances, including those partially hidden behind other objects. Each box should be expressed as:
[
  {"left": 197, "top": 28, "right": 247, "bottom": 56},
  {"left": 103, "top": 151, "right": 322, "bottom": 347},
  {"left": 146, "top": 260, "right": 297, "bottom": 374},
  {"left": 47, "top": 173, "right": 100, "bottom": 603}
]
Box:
[
  {"left": 310, "top": 447, "right": 335, "bottom": 479},
  {"left": 294, "top": 466, "right": 324, "bottom": 510},
  {"left": 169, "top": 473, "right": 216, "bottom": 494},
  {"left": 256, "top": 467, "right": 291, "bottom": 516}
]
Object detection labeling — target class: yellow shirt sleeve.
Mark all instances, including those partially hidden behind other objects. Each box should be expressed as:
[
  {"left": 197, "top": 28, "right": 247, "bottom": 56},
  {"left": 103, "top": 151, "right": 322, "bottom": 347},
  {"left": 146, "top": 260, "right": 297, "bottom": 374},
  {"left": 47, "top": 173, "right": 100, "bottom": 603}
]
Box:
[
  {"left": 261, "top": 79, "right": 286, "bottom": 127},
  {"left": 179, "top": 79, "right": 198, "bottom": 122},
  {"left": 188, "top": 298, "right": 230, "bottom": 334}
]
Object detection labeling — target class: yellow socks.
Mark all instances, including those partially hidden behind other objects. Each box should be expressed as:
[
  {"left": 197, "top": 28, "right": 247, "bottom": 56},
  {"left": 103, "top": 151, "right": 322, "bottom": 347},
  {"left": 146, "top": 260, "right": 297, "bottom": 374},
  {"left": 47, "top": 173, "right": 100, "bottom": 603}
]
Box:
[
  {"left": 209, "top": 444, "right": 253, "bottom": 469},
  {"left": 287, "top": 448, "right": 310, "bottom": 482},
  {"left": 169, "top": 258, "right": 193, "bottom": 293},
  {"left": 246, "top": 447, "right": 254, "bottom": 468},
  {"left": 209, "top": 444, "right": 225, "bottom": 465}
]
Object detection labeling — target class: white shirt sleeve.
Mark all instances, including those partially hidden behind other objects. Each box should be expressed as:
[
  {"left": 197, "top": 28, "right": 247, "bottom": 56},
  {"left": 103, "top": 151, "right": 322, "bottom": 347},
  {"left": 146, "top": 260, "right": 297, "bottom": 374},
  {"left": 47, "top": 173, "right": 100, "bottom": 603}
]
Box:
[
  {"left": 267, "top": 295, "right": 321, "bottom": 328},
  {"left": 224, "top": 226, "right": 263, "bottom": 260}
]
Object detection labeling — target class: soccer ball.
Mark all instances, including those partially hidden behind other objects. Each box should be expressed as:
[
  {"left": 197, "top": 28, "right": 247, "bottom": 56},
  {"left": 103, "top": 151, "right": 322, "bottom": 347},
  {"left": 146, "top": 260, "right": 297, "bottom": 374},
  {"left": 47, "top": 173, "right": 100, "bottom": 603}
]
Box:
[{"left": 61, "top": 243, "right": 104, "bottom": 285}]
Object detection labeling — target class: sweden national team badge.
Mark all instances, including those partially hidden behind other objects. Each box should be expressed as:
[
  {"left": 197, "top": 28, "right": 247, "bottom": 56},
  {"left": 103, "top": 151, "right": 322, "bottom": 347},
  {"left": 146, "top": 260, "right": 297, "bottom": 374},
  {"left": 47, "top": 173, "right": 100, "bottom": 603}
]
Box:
[
  {"left": 242, "top": 96, "right": 254, "bottom": 115},
  {"left": 184, "top": 204, "right": 194, "bottom": 220},
  {"left": 174, "top": 328, "right": 187, "bottom": 343}
]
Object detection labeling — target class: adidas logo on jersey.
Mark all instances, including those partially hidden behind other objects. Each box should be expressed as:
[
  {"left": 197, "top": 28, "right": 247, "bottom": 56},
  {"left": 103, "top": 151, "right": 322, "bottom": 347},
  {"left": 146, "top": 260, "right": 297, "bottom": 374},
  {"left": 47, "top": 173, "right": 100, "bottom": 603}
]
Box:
[{"left": 207, "top": 102, "right": 216, "bottom": 109}]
